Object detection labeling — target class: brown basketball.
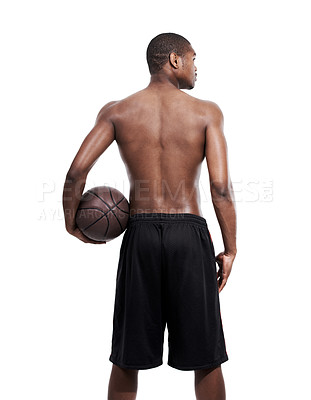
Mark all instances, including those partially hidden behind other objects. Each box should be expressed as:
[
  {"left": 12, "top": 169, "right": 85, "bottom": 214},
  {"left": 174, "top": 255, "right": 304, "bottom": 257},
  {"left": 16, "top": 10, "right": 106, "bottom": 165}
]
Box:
[{"left": 75, "top": 186, "right": 130, "bottom": 242}]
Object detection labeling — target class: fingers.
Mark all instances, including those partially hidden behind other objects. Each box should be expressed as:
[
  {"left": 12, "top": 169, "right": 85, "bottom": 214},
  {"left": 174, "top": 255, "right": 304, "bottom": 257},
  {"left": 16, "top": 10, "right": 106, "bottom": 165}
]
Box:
[
  {"left": 82, "top": 237, "right": 106, "bottom": 244},
  {"left": 85, "top": 239, "right": 106, "bottom": 244},
  {"left": 218, "top": 274, "right": 228, "bottom": 293},
  {"left": 215, "top": 252, "right": 234, "bottom": 292},
  {"left": 82, "top": 235, "right": 106, "bottom": 244},
  {"left": 216, "top": 261, "right": 228, "bottom": 293},
  {"left": 74, "top": 229, "right": 106, "bottom": 244}
]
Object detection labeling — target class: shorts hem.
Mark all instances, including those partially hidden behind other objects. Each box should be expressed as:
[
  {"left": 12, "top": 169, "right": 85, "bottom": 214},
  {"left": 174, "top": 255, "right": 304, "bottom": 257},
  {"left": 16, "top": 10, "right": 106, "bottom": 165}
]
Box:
[
  {"left": 109, "top": 355, "right": 163, "bottom": 370},
  {"left": 167, "top": 354, "right": 229, "bottom": 371}
]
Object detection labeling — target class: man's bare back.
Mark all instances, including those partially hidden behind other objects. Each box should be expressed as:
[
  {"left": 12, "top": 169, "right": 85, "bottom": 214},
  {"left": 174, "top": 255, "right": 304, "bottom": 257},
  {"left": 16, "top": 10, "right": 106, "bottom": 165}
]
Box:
[{"left": 100, "top": 85, "right": 214, "bottom": 216}]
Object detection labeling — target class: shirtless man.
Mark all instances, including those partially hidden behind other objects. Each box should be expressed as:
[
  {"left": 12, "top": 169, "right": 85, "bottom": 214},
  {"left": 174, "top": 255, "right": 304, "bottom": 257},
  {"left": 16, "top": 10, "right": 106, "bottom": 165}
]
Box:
[{"left": 63, "top": 33, "right": 237, "bottom": 400}]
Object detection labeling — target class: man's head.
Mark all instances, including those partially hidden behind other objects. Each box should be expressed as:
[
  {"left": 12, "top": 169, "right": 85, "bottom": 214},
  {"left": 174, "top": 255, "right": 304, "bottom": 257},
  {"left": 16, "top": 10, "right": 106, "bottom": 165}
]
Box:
[{"left": 146, "top": 33, "right": 197, "bottom": 89}]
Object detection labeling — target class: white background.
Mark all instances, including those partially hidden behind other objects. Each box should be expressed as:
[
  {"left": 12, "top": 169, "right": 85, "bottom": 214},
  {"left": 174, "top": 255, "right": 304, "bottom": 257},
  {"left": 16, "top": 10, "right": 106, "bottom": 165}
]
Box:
[{"left": 1, "top": 0, "right": 310, "bottom": 399}]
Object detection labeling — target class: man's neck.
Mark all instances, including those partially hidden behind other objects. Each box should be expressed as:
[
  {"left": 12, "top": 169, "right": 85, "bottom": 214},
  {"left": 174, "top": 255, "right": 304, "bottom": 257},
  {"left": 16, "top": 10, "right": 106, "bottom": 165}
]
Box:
[{"left": 148, "top": 71, "right": 180, "bottom": 89}]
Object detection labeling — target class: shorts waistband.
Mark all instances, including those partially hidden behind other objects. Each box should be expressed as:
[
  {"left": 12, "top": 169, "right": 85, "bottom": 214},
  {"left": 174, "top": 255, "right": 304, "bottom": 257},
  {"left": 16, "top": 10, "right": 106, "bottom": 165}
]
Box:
[{"left": 128, "top": 213, "right": 207, "bottom": 228}]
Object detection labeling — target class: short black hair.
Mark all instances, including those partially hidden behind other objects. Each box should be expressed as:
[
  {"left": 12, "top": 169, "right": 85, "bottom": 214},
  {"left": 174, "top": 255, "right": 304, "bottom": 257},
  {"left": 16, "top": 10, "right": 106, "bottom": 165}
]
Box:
[{"left": 146, "top": 33, "right": 192, "bottom": 75}]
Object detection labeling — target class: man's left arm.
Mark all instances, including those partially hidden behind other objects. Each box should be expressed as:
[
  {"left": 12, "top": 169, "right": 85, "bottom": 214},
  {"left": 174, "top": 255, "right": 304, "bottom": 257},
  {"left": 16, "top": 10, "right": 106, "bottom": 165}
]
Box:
[{"left": 62, "top": 101, "right": 117, "bottom": 243}]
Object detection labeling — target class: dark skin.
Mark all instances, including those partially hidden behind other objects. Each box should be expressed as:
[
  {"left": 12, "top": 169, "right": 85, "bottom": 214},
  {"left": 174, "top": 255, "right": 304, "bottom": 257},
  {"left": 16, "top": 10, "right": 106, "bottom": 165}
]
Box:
[{"left": 63, "top": 45, "right": 236, "bottom": 400}]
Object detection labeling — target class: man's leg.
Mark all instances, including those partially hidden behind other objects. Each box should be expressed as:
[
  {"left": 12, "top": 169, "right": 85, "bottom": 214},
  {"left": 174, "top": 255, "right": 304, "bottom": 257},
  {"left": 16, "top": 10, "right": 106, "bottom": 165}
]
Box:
[
  {"left": 194, "top": 365, "right": 226, "bottom": 400},
  {"left": 107, "top": 364, "right": 139, "bottom": 400}
]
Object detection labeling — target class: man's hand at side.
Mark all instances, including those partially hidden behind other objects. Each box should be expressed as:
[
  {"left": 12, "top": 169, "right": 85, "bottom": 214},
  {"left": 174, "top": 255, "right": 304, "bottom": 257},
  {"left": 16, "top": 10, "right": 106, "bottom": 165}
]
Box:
[{"left": 215, "top": 251, "right": 236, "bottom": 293}]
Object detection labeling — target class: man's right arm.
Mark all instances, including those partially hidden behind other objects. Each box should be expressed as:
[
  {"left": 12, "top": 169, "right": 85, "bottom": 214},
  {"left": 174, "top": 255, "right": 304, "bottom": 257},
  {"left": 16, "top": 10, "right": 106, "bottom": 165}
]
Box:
[{"left": 204, "top": 101, "right": 237, "bottom": 291}]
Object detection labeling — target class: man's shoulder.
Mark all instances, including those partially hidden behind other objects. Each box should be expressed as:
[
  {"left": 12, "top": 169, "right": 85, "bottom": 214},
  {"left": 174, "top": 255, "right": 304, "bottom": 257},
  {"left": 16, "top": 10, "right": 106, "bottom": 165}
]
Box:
[
  {"left": 184, "top": 93, "right": 221, "bottom": 111},
  {"left": 203, "top": 100, "right": 223, "bottom": 122},
  {"left": 96, "top": 90, "right": 146, "bottom": 119},
  {"left": 194, "top": 97, "right": 223, "bottom": 123},
  {"left": 202, "top": 99, "right": 222, "bottom": 111},
  {"left": 181, "top": 93, "right": 223, "bottom": 120},
  {"left": 180, "top": 91, "right": 218, "bottom": 107},
  {"left": 96, "top": 100, "right": 119, "bottom": 121}
]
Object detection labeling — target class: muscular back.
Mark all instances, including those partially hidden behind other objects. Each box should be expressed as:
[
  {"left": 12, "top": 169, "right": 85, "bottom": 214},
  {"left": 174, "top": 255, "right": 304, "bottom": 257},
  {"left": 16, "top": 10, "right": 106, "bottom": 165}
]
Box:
[
  {"left": 110, "top": 86, "right": 210, "bottom": 216},
  {"left": 68, "top": 84, "right": 228, "bottom": 219}
]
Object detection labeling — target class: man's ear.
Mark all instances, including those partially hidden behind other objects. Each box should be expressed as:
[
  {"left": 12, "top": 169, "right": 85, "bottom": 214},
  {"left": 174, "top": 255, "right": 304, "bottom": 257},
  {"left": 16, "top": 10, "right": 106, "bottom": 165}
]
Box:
[{"left": 169, "top": 52, "right": 181, "bottom": 70}]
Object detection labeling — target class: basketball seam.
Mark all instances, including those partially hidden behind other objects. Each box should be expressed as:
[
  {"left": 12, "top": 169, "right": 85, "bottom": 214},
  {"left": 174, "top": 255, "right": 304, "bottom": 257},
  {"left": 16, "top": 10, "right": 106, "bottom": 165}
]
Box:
[
  {"left": 82, "top": 190, "right": 126, "bottom": 234},
  {"left": 77, "top": 207, "right": 106, "bottom": 215},
  {"left": 109, "top": 190, "right": 130, "bottom": 214},
  {"left": 88, "top": 190, "right": 125, "bottom": 210},
  {"left": 109, "top": 188, "right": 124, "bottom": 233},
  {"left": 82, "top": 213, "right": 109, "bottom": 233},
  {"left": 104, "top": 214, "right": 110, "bottom": 236}
]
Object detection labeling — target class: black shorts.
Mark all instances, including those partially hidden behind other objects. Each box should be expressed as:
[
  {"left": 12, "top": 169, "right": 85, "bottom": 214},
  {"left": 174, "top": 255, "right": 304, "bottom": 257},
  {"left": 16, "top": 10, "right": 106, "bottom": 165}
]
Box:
[{"left": 109, "top": 213, "right": 228, "bottom": 371}]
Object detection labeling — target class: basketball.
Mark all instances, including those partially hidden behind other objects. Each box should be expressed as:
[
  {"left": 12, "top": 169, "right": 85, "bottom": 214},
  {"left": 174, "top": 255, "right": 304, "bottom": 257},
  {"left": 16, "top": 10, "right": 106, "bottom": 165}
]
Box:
[{"left": 75, "top": 186, "right": 130, "bottom": 242}]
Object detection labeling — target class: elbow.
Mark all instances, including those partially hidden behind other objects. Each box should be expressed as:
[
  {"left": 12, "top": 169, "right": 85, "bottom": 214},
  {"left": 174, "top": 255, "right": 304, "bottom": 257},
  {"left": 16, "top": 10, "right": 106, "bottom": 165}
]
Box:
[
  {"left": 210, "top": 182, "right": 232, "bottom": 200},
  {"left": 66, "top": 168, "right": 87, "bottom": 181}
]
